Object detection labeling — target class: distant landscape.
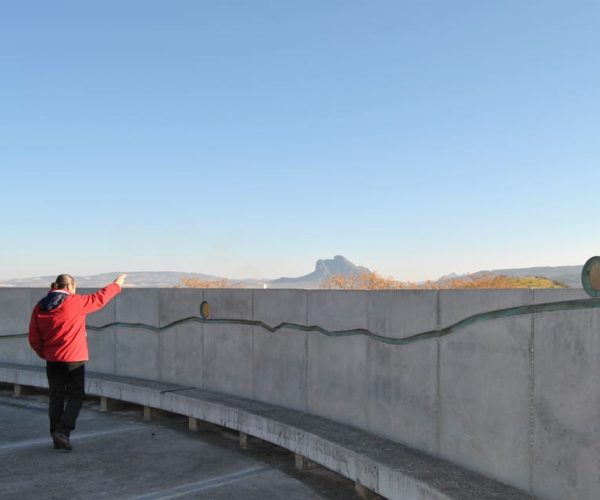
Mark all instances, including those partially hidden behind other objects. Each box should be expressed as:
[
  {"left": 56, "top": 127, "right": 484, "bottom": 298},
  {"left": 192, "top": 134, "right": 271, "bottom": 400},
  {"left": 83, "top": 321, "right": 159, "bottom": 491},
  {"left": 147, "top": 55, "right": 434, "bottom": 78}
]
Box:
[{"left": 0, "top": 255, "right": 583, "bottom": 289}]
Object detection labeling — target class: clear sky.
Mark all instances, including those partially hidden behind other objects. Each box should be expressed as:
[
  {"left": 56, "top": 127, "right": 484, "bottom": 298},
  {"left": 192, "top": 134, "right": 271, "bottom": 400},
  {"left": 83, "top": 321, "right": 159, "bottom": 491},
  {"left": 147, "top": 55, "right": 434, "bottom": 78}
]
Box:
[{"left": 1, "top": 1, "right": 599, "bottom": 281}]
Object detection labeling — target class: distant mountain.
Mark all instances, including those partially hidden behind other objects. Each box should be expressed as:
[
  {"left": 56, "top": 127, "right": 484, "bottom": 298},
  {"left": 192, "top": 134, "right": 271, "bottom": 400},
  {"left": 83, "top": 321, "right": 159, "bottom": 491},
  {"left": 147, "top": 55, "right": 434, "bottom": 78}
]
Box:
[
  {"left": 0, "top": 271, "right": 221, "bottom": 288},
  {"left": 269, "top": 255, "right": 370, "bottom": 289},
  {"left": 0, "top": 259, "right": 583, "bottom": 289},
  {"left": 437, "top": 272, "right": 468, "bottom": 281},
  {"left": 0, "top": 256, "right": 367, "bottom": 289}
]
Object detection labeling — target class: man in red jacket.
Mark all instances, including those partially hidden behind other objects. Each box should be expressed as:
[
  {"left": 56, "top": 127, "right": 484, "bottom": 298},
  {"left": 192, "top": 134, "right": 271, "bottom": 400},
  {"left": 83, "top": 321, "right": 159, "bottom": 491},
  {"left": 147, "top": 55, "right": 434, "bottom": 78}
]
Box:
[{"left": 29, "top": 273, "right": 127, "bottom": 450}]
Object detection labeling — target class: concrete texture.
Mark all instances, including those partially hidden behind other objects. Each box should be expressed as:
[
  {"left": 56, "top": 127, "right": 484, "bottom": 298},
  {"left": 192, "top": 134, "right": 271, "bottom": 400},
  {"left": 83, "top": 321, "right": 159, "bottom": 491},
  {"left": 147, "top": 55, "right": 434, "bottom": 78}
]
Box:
[
  {"left": 115, "top": 327, "right": 160, "bottom": 379},
  {"left": 308, "top": 334, "right": 369, "bottom": 429},
  {"left": 438, "top": 290, "right": 533, "bottom": 491},
  {"left": 203, "top": 323, "right": 253, "bottom": 397},
  {"left": 0, "top": 387, "right": 359, "bottom": 500},
  {"left": 159, "top": 288, "right": 204, "bottom": 327},
  {"left": 0, "top": 363, "right": 534, "bottom": 500},
  {"left": 203, "top": 289, "right": 253, "bottom": 320},
  {"left": 0, "top": 336, "right": 31, "bottom": 365},
  {"left": 252, "top": 290, "right": 308, "bottom": 412},
  {"left": 159, "top": 323, "right": 204, "bottom": 387},
  {"left": 367, "top": 290, "right": 438, "bottom": 339},
  {"left": 116, "top": 288, "right": 160, "bottom": 327},
  {"left": 252, "top": 326, "right": 307, "bottom": 411},
  {"left": 307, "top": 291, "right": 369, "bottom": 429},
  {"left": 532, "top": 289, "right": 600, "bottom": 500},
  {"left": 366, "top": 291, "right": 439, "bottom": 454},
  {"left": 367, "top": 340, "right": 438, "bottom": 454},
  {"left": 202, "top": 289, "right": 254, "bottom": 397},
  {"left": 0, "top": 288, "right": 31, "bottom": 335},
  {"left": 87, "top": 327, "right": 117, "bottom": 373}
]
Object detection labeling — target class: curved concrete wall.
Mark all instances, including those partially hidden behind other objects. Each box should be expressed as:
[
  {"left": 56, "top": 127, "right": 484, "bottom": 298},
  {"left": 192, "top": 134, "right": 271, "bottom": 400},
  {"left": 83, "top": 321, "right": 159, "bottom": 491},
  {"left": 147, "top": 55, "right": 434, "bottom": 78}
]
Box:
[{"left": 1, "top": 287, "right": 598, "bottom": 500}]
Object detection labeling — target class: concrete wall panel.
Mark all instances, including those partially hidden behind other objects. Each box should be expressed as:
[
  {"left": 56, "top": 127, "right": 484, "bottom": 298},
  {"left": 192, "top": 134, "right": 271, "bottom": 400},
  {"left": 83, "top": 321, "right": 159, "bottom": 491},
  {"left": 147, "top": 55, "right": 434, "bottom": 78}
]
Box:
[
  {"left": 307, "top": 290, "right": 369, "bottom": 428},
  {"left": 253, "top": 327, "right": 307, "bottom": 411},
  {"left": 252, "top": 290, "right": 308, "bottom": 411},
  {"left": 159, "top": 288, "right": 204, "bottom": 327},
  {"left": 253, "top": 290, "right": 307, "bottom": 326},
  {"left": 366, "top": 290, "right": 439, "bottom": 452},
  {"left": 203, "top": 324, "right": 253, "bottom": 396},
  {"left": 160, "top": 323, "right": 203, "bottom": 387},
  {"left": 367, "top": 290, "right": 438, "bottom": 339},
  {"left": 198, "top": 289, "right": 254, "bottom": 397},
  {"left": 202, "top": 289, "right": 253, "bottom": 319},
  {"left": 532, "top": 289, "right": 600, "bottom": 500},
  {"left": 308, "top": 334, "right": 368, "bottom": 429},
  {"left": 308, "top": 334, "right": 368, "bottom": 428},
  {"left": 115, "top": 328, "right": 159, "bottom": 379},
  {"left": 439, "top": 289, "right": 531, "bottom": 327},
  {"left": 0, "top": 288, "right": 32, "bottom": 335},
  {"left": 439, "top": 290, "right": 533, "bottom": 491},
  {"left": 28, "top": 288, "right": 47, "bottom": 364},
  {"left": 30, "top": 350, "right": 45, "bottom": 367},
  {"left": 116, "top": 289, "right": 160, "bottom": 327},
  {"left": 367, "top": 339, "right": 438, "bottom": 454},
  {"left": 307, "top": 290, "right": 367, "bottom": 331},
  {"left": 0, "top": 336, "right": 31, "bottom": 364},
  {"left": 87, "top": 327, "right": 116, "bottom": 374},
  {"left": 535, "top": 288, "right": 588, "bottom": 302}
]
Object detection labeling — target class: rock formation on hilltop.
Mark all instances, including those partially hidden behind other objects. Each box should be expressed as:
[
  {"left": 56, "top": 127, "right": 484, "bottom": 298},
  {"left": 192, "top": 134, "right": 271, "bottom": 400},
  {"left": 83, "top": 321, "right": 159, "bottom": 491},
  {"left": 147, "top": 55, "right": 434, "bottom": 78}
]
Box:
[{"left": 268, "top": 255, "right": 370, "bottom": 289}]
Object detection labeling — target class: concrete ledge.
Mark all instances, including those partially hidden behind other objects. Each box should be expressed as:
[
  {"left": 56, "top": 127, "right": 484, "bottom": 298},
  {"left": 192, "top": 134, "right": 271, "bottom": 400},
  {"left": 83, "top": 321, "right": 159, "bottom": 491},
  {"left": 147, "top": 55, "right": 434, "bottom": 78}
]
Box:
[{"left": 0, "top": 362, "right": 534, "bottom": 500}]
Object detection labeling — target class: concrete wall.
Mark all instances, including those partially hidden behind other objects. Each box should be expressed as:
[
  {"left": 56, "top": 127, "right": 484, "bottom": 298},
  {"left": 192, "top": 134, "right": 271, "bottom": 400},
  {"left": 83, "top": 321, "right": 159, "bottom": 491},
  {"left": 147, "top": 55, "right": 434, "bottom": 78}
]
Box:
[{"left": 0, "top": 287, "right": 598, "bottom": 500}]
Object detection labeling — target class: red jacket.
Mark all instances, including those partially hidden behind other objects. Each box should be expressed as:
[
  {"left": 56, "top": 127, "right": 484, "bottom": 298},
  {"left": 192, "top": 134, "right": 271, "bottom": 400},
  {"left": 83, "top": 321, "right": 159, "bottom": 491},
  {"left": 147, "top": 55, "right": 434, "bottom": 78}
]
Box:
[{"left": 29, "top": 283, "right": 121, "bottom": 362}]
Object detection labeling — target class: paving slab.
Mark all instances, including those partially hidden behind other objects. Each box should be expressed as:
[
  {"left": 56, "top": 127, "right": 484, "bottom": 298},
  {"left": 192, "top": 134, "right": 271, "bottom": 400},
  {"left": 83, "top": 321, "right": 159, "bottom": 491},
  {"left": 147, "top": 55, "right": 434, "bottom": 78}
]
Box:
[
  {"left": 0, "top": 386, "right": 359, "bottom": 500},
  {"left": 0, "top": 363, "right": 537, "bottom": 499}
]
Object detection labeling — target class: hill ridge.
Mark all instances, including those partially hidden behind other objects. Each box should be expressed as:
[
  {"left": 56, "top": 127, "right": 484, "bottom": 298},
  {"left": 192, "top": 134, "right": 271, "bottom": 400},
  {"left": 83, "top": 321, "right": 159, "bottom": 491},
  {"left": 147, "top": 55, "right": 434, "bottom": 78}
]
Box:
[{"left": 0, "top": 258, "right": 583, "bottom": 288}]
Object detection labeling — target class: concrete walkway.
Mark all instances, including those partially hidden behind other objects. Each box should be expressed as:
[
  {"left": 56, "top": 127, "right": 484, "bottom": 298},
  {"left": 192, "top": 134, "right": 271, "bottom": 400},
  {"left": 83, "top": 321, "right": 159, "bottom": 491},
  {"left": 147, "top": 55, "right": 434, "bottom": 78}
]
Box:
[{"left": 0, "top": 385, "right": 360, "bottom": 500}]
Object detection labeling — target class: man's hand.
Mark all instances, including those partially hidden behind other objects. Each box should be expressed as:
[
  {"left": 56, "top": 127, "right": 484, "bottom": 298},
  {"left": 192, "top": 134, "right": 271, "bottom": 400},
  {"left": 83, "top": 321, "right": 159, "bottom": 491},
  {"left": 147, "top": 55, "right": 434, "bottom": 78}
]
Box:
[{"left": 114, "top": 273, "right": 128, "bottom": 287}]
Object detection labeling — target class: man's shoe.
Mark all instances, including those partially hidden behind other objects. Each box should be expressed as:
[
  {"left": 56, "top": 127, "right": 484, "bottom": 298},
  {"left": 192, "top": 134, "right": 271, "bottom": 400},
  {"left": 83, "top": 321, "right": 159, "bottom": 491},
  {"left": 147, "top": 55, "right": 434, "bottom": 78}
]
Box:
[{"left": 51, "top": 432, "right": 72, "bottom": 451}]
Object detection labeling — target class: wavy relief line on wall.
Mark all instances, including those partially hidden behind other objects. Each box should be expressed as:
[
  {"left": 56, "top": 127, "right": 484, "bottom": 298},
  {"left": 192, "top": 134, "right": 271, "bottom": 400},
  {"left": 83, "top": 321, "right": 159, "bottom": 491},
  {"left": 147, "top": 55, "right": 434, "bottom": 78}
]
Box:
[{"left": 4, "top": 297, "right": 600, "bottom": 346}]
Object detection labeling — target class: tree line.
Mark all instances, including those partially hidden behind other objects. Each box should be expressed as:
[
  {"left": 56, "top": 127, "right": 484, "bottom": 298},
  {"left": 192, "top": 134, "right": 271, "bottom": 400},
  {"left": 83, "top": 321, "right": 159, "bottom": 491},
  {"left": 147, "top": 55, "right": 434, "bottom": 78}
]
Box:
[{"left": 177, "top": 271, "right": 567, "bottom": 289}]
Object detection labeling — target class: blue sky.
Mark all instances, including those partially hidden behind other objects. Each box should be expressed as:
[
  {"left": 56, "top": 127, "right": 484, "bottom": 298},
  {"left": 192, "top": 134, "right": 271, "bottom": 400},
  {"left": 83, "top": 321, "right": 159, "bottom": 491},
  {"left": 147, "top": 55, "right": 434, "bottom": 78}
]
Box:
[{"left": 1, "top": 1, "right": 599, "bottom": 281}]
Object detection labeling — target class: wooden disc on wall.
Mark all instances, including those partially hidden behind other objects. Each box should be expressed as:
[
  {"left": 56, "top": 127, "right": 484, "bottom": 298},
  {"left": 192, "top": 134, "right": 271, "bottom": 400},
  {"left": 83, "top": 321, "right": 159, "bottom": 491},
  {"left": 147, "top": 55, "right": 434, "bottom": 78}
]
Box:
[{"left": 582, "top": 256, "right": 600, "bottom": 297}]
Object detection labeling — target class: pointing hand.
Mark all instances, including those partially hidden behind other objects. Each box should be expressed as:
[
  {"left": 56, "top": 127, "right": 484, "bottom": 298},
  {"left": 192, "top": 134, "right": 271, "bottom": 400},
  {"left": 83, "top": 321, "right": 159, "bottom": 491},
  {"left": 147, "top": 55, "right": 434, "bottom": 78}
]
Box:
[{"left": 114, "top": 274, "right": 128, "bottom": 287}]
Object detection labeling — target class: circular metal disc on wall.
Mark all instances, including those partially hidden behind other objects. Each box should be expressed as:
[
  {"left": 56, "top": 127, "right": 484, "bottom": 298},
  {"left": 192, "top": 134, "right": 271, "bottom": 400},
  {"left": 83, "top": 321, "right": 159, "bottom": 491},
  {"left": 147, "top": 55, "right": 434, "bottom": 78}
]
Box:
[
  {"left": 582, "top": 256, "right": 600, "bottom": 297},
  {"left": 200, "top": 301, "right": 211, "bottom": 319}
]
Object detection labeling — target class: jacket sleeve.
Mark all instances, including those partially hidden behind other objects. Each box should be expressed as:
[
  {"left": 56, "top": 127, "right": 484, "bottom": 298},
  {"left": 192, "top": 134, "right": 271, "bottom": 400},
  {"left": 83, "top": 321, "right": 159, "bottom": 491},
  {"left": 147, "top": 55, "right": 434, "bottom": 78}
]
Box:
[
  {"left": 28, "top": 308, "right": 44, "bottom": 359},
  {"left": 80, "top": 283, "right": 122, "bottom": 314}
]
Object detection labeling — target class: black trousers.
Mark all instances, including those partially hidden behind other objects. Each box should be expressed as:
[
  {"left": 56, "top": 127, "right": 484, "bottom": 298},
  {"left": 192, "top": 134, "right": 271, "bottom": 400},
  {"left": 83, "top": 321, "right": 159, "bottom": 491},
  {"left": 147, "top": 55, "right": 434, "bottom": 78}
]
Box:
[{"left": 46, "top": 361, "right": 85, "bottom": 436}]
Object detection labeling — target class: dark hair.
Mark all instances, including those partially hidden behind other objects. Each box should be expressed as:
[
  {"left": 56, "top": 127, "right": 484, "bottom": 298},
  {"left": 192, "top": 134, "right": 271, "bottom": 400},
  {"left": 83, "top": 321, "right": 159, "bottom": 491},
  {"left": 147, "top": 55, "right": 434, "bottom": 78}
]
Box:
[{"left": 51, "top": 274, "right": 76, "bottom": 290}]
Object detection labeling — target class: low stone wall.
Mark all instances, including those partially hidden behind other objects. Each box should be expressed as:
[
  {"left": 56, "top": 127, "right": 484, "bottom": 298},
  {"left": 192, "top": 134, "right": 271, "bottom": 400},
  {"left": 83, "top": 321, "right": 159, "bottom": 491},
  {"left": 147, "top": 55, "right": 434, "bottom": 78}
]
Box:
[{"left": 0, "top": 287, "right": 598, "bottom": 500}]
